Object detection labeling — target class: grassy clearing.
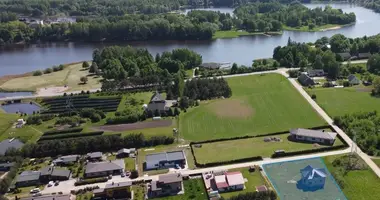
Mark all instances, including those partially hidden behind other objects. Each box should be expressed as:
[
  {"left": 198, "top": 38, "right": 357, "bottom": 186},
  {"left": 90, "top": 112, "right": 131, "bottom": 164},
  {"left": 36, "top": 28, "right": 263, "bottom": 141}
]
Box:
[
  {"left": 307, "top": 86, "right": 380, "bottom": 117},
  {"left": 180, "top": 73, "right": 326, "bottom": 141},
  {"left": 156, "top": 178, "right": 208, "bottom": 200},
  {"left": 212, "top": 30, "right": 281, "bottom": 39},
  {"left": 220, "top": 167, "right": 268, "bottom": 199},
  {"left": 0, "top": 63, "right": 101, "bottom": 92},
  {"left": 193, "top": 132, "right": 343, "bottom": 164},
  {"left": 282, "top": 24, "right": 345, "bottom": 32},
  {"left": 324, "top": 154, "right": 380, "bottom": 200}
]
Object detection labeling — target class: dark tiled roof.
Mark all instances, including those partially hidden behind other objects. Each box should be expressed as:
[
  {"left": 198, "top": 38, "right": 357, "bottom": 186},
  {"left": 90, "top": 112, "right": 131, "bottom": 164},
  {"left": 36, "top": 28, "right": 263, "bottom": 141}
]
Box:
[
  {"left": 51, "top": 168, "right": 71, "bottom": 178},
  {"left": 146, "top": 151, "right": 185, "bottom": 164},
  {"left": 158, "top": 173, "right": 182, "bottom": 184},
  {"left": 298, "top": 74, "right": 315, "bottom": 86},
  {"left": 16, "top": 171, "right": 40, "bottom": 183},
  {"left": 0, "top": 139, "right": 24, "bottom": 155},
  {"left": 348, "top": 74, "right": 359, "bottom": 82},
  {"left": 40, "top": 166, "right": 54, "bottom": 176},
  {"left": 85, "top": 160, "right": 124, "bottom": 174},
  {"left": 87, "top": 152, "right": 102, "bottom": 159},
  {"left": 0, "top": 162, "right": 14, "bottom": 168},
  {"left": 150, "top": 92, "right": 164, "bottom": 102}
]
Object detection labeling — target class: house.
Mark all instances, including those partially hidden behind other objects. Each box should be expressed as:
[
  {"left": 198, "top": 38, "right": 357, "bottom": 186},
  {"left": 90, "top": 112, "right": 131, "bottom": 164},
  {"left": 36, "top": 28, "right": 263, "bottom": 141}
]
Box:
[
  {"left": 307, "top": 69, "right": 325, "bottom": 77},
  {"left": 15, "top": 171, "right": 41, "bottom": 187},
  {"left": 337, "top": 52, "right": 351, "bottom": 61},
  {"left": 0, "top": 138, "right": 24, "bottom": 155},
  {"left": 52, "top": 155, "right": 80, "bottom": 166},
  {"left": 0, "top": 162, "right": 14, "bottom": 171},
  {"left": 40, "top": 166, "right": 54, "bottom": 181},
  {"left": 145, "top": 151, "right": 186, "bottom": 170},
  {"left": 290, "top": 128, "right": 337, "bottom": 145},
  {"left": 297, "top": 165, "right": 326, "bottom": 192},
  {"left": 20, "top": 194, "right": 71, "bottom": 200},
  {"left": 358, "top": 52, "right": 371, "bottom": 59},
  {"left": 116, "top": 148, "right": 136, "bottom": 158},
  {"left": 348, "top": 74, "right": 360, "bottom": 85},
  {"left": 298, "top": 74, "right": 315, "bottom": 86},
  {"left": 200, "top": 62, "right": 221, "bottom": 69},
  {"left": 148, "top": 173, "right": 183, "bottom": 198},
  {"left": 84, "top": 159, "right": 124, "bottom": 178},
  {"left": 147, "top": 91, "right": 168, "bottom": 113},
  {"left": 214, "top": 172, "right": 245, "bottom": 192},
  {"left": 87, "top": 152, "right": 103, "bottom": 161},
  {"left": 255, "top": 185, "right": 268, "bottom": 192},
  {"left": 93, "top": 181, "right": 132, "bottom": 199}
]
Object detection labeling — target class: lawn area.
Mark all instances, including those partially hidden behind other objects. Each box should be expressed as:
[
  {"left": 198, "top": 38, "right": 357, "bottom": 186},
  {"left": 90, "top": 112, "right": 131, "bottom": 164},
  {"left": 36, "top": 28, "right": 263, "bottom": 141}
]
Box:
[
  {"left": 372, "top": 158, "right": 380, "bottom": 167},
  {"left": 306, "top": 86, "right": 380, "bottom": 117},
  {"left": 0, "top": 112, "right": 18, "bottom": 135},
  {"left": 220, "top": 167, "right": 269, "bottom": 199},
  {"left": 193, "top": 132, "right": 344, "bottom": 164},
  {"left": 324, "top": 154, "right": 380, "bottom": 200},
  {"left": 6, "top": 186, "right": 44, "bottom": 199},
  {"left": 155, "top": 178, "right": 208, "bottom": 200},
  {"left": 282, "top": 24, "right": 349, "bottom": 32},
  {"left": 0, "top": 63, "right": 101, "bottom": 92},
  {"left": 76, "top": 192, "right": 93, "bottom": 200},
  {"left": 180, "top": 73, "right": 326, "bottom": 141},
  {"left": 132, "top": 185, "right": 146, "bottom": 200},
  {"left": 212, "top": 30, "right": 281, "bottom": 39}
]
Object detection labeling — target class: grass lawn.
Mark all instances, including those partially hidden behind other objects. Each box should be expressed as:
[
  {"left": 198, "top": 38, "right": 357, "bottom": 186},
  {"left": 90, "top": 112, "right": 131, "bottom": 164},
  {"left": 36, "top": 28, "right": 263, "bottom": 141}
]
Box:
[
  {"left": 220, "top": 167, "right": 269, "bottom": 199},
  {"left": 156, "top": 178, "right": 208, "bottom": 200},
  {"left": 180, "top": 73, "right": 326, "bottom": 141},
  {"left": 306, "top": 86, "right": 380, "bottom": 117},
  {"left": 0, "top": 63, "right": 101, "bottom": 92},
  {"left": 282, "top": 24, "right": 348, "bottom": 32},
  {"left": 76, "top": 192, "right": 93, "bottom": 200},
  {"left": 212, "top": 30, "right": 281, "bottom": 39},
  {"left": 324, "top": 154, "right": 380, "bottom": 200},
  {"left": 132, "top": 185, "right": 146, "bottom": 200},
  {"left": 6, "top": 186, "right": 44, "bottom": 199},
  {"left": 0, "top": 112, "right": 18, "bottom": 135},
  {"left": 193, "top": 132, "right": 343, "bottom": 164},
  {"left": 371, "top": 158, "right": 380, "bottom": 168}
]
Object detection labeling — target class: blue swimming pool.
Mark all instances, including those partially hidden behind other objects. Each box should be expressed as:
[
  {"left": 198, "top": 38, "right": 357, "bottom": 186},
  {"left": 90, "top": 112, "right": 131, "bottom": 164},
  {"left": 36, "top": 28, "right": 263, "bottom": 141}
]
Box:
[{"left": 1, "top": 102, "right": 41, "bottom": 114}]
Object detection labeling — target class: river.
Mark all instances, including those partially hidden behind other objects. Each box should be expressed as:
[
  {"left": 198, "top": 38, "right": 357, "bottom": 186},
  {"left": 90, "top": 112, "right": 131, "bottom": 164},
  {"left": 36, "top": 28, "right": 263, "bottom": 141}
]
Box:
[{"left": 0, "top": 3, "right": 379, "bottom": 76}]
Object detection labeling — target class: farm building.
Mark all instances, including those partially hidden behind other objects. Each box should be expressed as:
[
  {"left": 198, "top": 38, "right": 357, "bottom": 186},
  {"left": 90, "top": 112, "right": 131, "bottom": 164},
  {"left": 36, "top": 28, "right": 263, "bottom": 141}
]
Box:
[
  {"left": 148, "top": 173, "right": 183, "bottom": 198},
  {"left": 145, "top": 151, "right": 185, "bottom": 170},
  {"left": 0, "top": 138, "right": 24, "bottom": 155},
  {"left": 298, "top": 74, "right": 315, "bottom": 86},
  {"left": 290, "top": 128, "right": 337, "bottom": 145},
  {"left": 348, "top": 74, "right": 360, "bottom": 85},
  {"left": 297, "top": 165, "right": 326, "bottom": 191},
  {"left": 84, "top": 159, "right": 124, "bottom": 178},
  {"left": 0, "top": 162, "right": 14, "bottom": 171}
]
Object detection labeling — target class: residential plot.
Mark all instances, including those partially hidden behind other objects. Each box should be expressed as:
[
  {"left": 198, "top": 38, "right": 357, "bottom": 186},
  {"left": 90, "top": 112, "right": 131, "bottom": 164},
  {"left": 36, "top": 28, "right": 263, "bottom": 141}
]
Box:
[
  {"left": 307, "top": 86, "right": 380, "bottom": 117},
  {"left": 192, "top": 131, "right": 343, "bottom": 165},
  {"left": 181, "top": 73, "right": 326, "bottom": 141}
]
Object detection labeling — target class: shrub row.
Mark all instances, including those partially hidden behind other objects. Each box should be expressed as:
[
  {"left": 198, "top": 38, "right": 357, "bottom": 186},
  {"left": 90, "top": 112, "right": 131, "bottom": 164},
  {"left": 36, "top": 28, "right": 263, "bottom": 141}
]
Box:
[
  {"left": 43, "top": 127, "right": 83, "bottom": 136},
  {"left": 45, "top": 99, "right": 121, "bottom": 106},
  {"left": 194, "top": 155, "right": 263, "bottom": 168},
  {"left": 38, "top": 131, "right": 104, "bottom": 141},
  {"left": 43, "top": 96, "right": 120, "bottom": 103},
  {"left": 74, "top": 177, "right": 108, "bottom": 186},
  {"left": 271, "top": 145, "right": 347, "bottom": 158},
  {"left": 26, "top": 114, "right": 55, "bottom": 125},
  {"left": 47, "top": 103, "right": 119, "bottom": 110}
]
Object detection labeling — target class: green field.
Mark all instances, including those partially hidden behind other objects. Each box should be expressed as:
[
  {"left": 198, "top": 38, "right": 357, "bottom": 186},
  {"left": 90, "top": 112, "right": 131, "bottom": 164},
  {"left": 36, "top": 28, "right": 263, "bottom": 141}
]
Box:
[
  {"left": 324, "top": 154, "right": 380, "bottom": 200},
  {"left": 155, "top": 178, "right": 208, "bottom": 200},
  {"left": 371, "top": 158, "right": 380, "bottom": 167},
  {"left": 193, "top": 132, "right": 343, "bottom": 164},
  {"left": 213, "top": 30, "right": 281, "bottom": 39},
  {"left": 180, "top": 73, "right": 326, "bottom": 141},
  {"left": 307, "top": 86, "right": 380, "bottom": 117}
]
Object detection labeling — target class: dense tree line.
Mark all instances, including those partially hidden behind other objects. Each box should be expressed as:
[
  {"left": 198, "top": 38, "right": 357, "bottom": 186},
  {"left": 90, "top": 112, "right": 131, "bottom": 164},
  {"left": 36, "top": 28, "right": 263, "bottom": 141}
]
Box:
[
  {"left": 18, "top": 133, "right": 174, "bottom": 158},
  {"left": 0, "top": 156, "right": 22, "bottom": 194},
  {"left": 183, "top": 78, "right": 232, "bottom": 100},
  {"left": 334, "top": 111, "right": 380, "bottom": 156}
]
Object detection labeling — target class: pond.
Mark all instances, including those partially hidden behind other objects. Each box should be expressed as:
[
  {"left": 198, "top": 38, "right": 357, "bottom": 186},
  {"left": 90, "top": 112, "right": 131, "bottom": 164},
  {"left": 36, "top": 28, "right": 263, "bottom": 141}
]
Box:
[
  {"left": 0, "top": 92, "right": 33, "bottom": 98},
  {"left": 1, "top": 102, "right": 41, "bottom": 114},
  {"left": 0, "top": 3, "right": 379, "bottom": 76}
]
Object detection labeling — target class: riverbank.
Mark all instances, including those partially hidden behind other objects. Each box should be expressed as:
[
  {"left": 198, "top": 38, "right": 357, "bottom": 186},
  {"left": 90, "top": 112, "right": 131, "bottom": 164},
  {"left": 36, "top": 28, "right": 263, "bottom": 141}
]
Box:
[
  {"left": 212, "top": 30, "right": 282, "bottom": 39},
  {"left": 283, "top": 23, "right": 355, "bottom": 32}
]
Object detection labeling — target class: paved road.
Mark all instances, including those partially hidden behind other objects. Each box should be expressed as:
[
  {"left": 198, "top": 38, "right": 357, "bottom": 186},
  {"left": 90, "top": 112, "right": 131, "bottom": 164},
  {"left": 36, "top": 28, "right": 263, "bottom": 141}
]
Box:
[{"left": 342, "top": 59, "right": 368, "bottom": 64}]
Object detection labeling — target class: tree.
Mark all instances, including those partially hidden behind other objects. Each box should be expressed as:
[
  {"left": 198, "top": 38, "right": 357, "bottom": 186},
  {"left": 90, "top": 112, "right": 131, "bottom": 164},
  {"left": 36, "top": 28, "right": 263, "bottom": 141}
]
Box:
[
  {"left": 372, "top": 77, "right": 380, "bottom": 95},
  {"left": 367, "top": 54, "right": 380, "bottom": 74},
  {"left": 82, "top": 61, "right": 90, "bottom": 69},
  {"left": 174, "top": 107, "right": 180, "bottom": 116},
  {"left": 313, "top": 55, "right": 323, "bottom": 69},
  {"left": 89, "top": 62, "right": 98, "bottom": 73},
  {"left": 180, "top": 96, "right": 189, "bottom": 109},
  {"left": 231, "top": 63, "right": 238, "bottom": 74},
  {"left": 130, "top": 169, "right": 138, "bottom": 179},
  {"left": 80, "top": 76, "right": 88, "bottom": 84}
]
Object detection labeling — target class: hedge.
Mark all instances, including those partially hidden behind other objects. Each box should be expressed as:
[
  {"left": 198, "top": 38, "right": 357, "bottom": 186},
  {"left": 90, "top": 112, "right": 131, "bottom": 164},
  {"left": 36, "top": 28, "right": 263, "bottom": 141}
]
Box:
[
  {"left": 194, "top": 156, "right": 263, "bottom": 168},
  {"left": 43, "top": 127, "right": 83, "bottom": 136},
  {"left": 271, "top": 145, "right": 347, "bottom": 158},
  {"left": 74, "top": 177, "right": 108, "bottom": 186},
  {"left": 38, "top": 131, "right": 104, "bottom": 141}
]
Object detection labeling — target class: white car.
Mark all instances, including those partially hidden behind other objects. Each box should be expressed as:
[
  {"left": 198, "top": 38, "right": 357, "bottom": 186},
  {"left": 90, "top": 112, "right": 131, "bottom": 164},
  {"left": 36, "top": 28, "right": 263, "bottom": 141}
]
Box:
[
  {"left": 30, "top": 188, "right": 40, "bottom": 194},
  {"left": 47, "top": 181, "right": 54, "bottom": 187},
  {"left": 33, "top": 192, "right": 42, "bottom": 197}
]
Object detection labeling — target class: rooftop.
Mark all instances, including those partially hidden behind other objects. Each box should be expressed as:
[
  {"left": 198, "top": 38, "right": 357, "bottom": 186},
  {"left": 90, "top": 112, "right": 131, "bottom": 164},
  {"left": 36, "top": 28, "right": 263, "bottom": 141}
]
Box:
[
  {"left": 225, "top": 171, "right": 245, "bottom": 186},
  {"left": 117, "top": 148, "right": 136, "bottom": 155},
  {"left": 158, "top": 173, "right": 182, "bottom": 184},
  {"left": 17, "top": 171, "right": 41, "bottom": 183},
  {"left": 256, "top": 185, "right": 268, "bottom": 192},
  {"left": 301, "top": 165, "right": 327, "bottom": 179},
  {"left": 87, "top": 152, "right": 102, "bottom": 158},
  {"left": 105, "top": 181, "right": 132, "bottom": 189},
  {"left": 51, "top": 168, "right": 71, "bottom": 177},
  {"left": 146, "top": 151, "right": 185, "bottom": 164},
  {"left": 0, "top": 138, "right": 24, "bottom": 155},
  {"left": 85, "top": 159, "right": 124, "bottom": 174},
  {"left": 290, "top": 128, "right": 337, "bottom": 140},
  {"left": 215, "top": 175, "right": 228, "bottom": 189},
  {"left": 150, "top": 91, "right": 164, "bottom": 102}
]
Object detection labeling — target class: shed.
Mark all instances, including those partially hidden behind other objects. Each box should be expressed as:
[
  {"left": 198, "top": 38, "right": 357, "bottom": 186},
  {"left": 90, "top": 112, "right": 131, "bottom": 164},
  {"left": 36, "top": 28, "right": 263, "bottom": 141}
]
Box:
[{"left": 348, "top": 74, "right": 360, "bottom": 85}]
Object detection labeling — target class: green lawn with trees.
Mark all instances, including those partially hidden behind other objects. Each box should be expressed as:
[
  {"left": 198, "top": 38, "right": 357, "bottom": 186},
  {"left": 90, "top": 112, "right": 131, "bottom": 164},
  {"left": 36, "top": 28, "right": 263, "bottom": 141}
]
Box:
[
  {"left": 155, "top": 178, "right": 208, "bottom": 200},
  {"left": 180, "top": 73, "right": 326, "bottom": 141}
]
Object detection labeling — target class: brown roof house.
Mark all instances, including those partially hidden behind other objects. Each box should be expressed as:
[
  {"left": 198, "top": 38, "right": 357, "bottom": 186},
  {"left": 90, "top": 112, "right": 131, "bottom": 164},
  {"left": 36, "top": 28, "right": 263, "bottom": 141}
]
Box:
[
  {"left": 85, "top": 159, "right": 124, "bottom": 178},
  {"left": 290, "top": 128, "right": 337, "bottom": 145},
  {"left": 148, "top": 173, "right": 183, "bottom": 198}
]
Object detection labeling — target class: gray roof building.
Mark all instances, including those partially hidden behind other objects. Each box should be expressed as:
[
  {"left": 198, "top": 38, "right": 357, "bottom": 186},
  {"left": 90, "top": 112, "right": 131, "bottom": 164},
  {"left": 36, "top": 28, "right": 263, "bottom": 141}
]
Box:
[
  {"left": 290, "top": 128, "right": 337, "bottom": 141},
  {"left": 150, "top": 92, "right": 165, "bottom": 103},
  {"left": 20, "top": 194, "right": 71, "bottom": 200},
  {"left": 53, "top": 155, "right": 79, "bottom": 164},
  {"left": 0, "top": 162, "right": 14, "bottom": 169},
  {"left": 307, "top": 69, "right": 325, "bottom": 77},
  {"left": 85, "top": 159, "right": 125, "bottom": 174},
  {"left": 16, "top": 171, "right": 41, "bottom": 183},
  {"left": 117, "top": 148, "right": 136, "bottom": 155},
  {"left": 87, "top": 152, "right": 102, "bottom": 159},
  {"left": 51, "top": 168, "right": 71, "bottom": 178},
  {"left": 298, "top": 73, "right": 315, "bottom": 86},
  {"left": 358, "top": 52, "right": 371, "bottom": 59},
  {"left": 0, "top": 138, "right": 24, "bottom": 155},
  {"left": 348, "top": 74, "right": 360, "bottom": 85},
  {"left": 337, "top": 52, "right": 351, "bottom": 61},
  {"left": 145, "top": 151, "right": 186, "bottom": 170}
]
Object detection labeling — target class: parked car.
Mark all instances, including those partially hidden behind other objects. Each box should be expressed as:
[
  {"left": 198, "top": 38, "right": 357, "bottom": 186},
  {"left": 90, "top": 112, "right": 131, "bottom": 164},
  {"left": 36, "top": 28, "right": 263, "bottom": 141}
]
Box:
[
  {"left": 30, "top": 188, "right": 40, "bottom": 194},
  {"left": 47, "top": 181, "right": 54, "bottom": 187},
  {"left": 54, "top": 181, "right": 60, "bottom": 186},
  {"left": 32, "top": 192, "right": 42, "bottom": 197}
]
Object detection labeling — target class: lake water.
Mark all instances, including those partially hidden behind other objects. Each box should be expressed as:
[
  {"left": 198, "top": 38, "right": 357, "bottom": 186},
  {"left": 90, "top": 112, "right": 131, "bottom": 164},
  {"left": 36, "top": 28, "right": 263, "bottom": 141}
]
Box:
[
  {"left": 0, "top": 3, "right": 379, "bottom": 76},
  {"left": 1, "top": 102, "right": 40, "bottom": 114},
  {"left": 0, "top": 92, "right": 33, "bottom": 98}
]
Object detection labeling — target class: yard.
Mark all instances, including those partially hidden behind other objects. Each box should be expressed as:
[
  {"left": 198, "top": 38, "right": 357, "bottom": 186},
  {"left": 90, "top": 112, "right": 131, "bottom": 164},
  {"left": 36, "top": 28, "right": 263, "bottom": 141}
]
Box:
[
  {"left": 307, "top": 86, "right": 380, "bottom": 117},
  {"left": 192, "top": 132, "right": 344, "bottom": 164},
  {"left": 324, "top": 154, "right": 380, "bottom": 200},
  {"left": 154, "top": 178, "right": 208, "bottom": 200},
  {"left": 180, "top": 73, "right": 326, "bottom": 141},
  {"left": 220, "top": 167, "right": 270, "bottom": 199},
  {"left": 0, "top": 62, "right": 101, "bottom": 92}
]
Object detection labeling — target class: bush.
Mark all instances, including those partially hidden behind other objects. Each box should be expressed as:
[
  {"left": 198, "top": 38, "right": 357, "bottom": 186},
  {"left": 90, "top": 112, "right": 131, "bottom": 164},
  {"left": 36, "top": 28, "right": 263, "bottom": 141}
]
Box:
[
  {"left": 90, "top": 113, "right": 101, "bottom": 123},
  {"left": 38, "top": 131, "right": 104, "bottom": 141},
  {"left": 52, "top": 66, "right": 60, "bottom": 72},
  {"left": 33, "top": 70, "right": 43, "bottom": 76},
  {"left": 130, "top": 170, "right": 138, "bottom": 179},
  {"left": 343, "top": 81, "right": 351, "bottom": 87},
  {"left": 44, "top": 68, "right": 53, "bottom": 74},
  {"left": 74, "top": 177, "right": 107, "bottom": 186},
  {"left": 288, "top": 69, "right": 300, "bottom": 78},
  {"left": 27, "top": 114, "right": 55, "bottom": 125},
  {"left": 311, "top": 94, "right": 316, "bottom": 99},
  {"left": 43, "top": 127, "right": 83, "bottom": 135},
  {"left": 58, "top": 64, "right": 64, "bottom": 70}
]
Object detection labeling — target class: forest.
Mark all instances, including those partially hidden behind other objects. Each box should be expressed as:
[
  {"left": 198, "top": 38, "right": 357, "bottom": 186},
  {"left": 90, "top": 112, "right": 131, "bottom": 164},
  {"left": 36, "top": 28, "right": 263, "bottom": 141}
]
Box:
[{"left": 0, "top": 2, "right": 356, "bottom": 44}]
